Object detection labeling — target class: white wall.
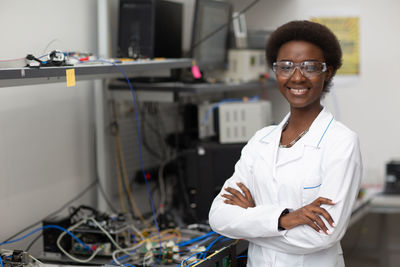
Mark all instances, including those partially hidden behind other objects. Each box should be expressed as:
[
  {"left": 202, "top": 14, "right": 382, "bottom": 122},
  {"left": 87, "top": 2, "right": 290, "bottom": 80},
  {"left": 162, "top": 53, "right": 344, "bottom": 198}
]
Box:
[
  {"left": 231, "top": 0, "right": 400, "bottom": 185},
  {"left": 0, "top": 0, "right": 98, "bottom": 248}
]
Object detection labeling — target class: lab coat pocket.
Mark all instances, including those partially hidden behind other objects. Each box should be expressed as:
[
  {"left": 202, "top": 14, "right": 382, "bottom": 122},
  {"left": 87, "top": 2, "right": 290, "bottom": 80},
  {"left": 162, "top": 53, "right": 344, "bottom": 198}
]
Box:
[{"left": 302, "top": 176, "right": 322, "bottom": 205}]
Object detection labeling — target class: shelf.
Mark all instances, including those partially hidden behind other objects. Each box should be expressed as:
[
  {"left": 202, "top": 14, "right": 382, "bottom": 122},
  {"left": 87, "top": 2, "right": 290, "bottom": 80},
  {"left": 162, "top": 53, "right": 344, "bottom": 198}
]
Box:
[
  {"left": 0, "top": 58, "right": 192, "bottom": 88},
  {"left": 110, "top": 79, "right": 275, "bottom": 94}
]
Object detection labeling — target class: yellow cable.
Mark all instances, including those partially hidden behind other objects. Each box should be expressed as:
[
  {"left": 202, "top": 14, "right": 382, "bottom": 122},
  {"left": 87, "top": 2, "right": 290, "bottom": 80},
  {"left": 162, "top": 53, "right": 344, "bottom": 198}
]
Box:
[
  {"left": 111, "top": 100, "right": 152, "bottom": 227},
  {"left": 192, "top": 239, "right": 240, "bottom": 266},
  {"left": 117, "top": 134, "right": 152, "bottom": 227},
  {"left": 145, "top": 228, "right": 182, "bottom": 243},
  {"left": 160, "top": 228, "right": 181, "bottom": 242},
  {"left": 112, "top": 102, "right": 127, "bottom": 213},
  {"left": 114, "top": 138, "right": 127, "bottom": 213}
]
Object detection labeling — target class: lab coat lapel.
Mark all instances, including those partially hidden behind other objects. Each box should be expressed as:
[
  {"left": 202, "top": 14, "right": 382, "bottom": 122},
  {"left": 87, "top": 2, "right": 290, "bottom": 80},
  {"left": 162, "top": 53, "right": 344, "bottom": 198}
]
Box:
[
  {"left": 301, "top": 107, "right": 335, "bottom": 149},
  {"left": 259, "top": 113, "right": 289, "bottom": 180},
  {"left": 264, "top": 107, "right": 334, "bottom": 168}
]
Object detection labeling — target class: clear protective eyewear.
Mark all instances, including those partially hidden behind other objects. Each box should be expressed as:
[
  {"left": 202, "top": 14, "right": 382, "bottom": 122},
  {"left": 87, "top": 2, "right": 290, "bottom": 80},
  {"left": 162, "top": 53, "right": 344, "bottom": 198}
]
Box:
[{"left": 272, "top": 61, "right": 327, "bottom": 78}]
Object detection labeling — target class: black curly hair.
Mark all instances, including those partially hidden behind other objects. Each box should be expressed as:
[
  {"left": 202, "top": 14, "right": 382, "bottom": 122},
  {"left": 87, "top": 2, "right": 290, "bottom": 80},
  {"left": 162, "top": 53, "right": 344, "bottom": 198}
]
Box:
[{"left": 266, "top": 20, "right": 342, "bottom": 92}]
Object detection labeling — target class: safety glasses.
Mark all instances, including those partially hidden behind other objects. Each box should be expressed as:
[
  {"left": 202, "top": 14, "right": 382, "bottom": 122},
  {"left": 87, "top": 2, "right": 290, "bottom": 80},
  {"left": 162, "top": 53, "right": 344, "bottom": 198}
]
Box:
[{"left": 272, "top": 61, "right": 327, "bottom": 78}]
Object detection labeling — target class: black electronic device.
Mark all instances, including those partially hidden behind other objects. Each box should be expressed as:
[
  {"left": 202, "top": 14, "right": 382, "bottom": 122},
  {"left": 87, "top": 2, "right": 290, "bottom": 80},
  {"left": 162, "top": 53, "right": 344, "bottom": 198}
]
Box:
[
  {"left": 191, "top": 0, "right": 232, "bottom": 71},
  {"left": 118, "top": 0, "right": 182, "bottom": 59},
  {"left": 180, "top": 142, "right": 244, "bottom": 222},
  {"left": 384, "top": 160, "right": 400, "bottom": 194},
  {"left": 42, "top": 207, "right": 134, "bottom": 258},
  {"left": 26, "top": 51, "right": 72, "bottom": 68},
  {"left": 0, "top": 250, "right": 38, "bottom": 267},
  {"left": 42, "top": 216, "right": 72, "bottom": 255}
]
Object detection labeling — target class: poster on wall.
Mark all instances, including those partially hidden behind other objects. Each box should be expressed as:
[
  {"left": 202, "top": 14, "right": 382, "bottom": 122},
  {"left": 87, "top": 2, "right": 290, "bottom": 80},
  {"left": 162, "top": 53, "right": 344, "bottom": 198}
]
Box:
[{"left": 311, "top": 17, "right": 359, "bottom": 75}]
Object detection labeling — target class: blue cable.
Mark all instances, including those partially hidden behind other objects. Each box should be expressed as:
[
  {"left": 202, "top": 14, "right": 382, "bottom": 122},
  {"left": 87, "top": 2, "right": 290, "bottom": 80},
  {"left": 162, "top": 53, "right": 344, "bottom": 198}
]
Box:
[
  {"left": 87, "top": 59, "right": 162, "bottom": 266},
  {"left": 175, "top": 251, "right": 203, "bottom": 267},
  {"left": 237, "top": 255, "right": 248, "bottom": 259},
  {"left": 109, "top": 254, "right": 130, "bottom": 265},
  {"left": 202, "top": 98, "right": 241, "bottom": 125},
  {"left": 186, "top": 235, "right": 216, "bottom": 251},
  {"left": 179, "top": 235, "right": 231, "bottom": 264},
  {"left": 201, "top": 235, "right": 225, "bottom": 259},
  {"left": 0, "top": 225, "right": 92, "bottom": 251},
  {"left": 177, "top": 231, "right": 216, "bottom": 247},
  {"left": 0, "top": 254, "right": 4, "bottom": 267}
]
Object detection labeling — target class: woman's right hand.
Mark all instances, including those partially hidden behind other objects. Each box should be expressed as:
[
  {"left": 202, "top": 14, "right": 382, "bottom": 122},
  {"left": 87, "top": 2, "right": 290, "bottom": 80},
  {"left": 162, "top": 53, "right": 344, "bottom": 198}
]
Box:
[{"left": 279, "top": 197, "right": 335, "bottom": 234}]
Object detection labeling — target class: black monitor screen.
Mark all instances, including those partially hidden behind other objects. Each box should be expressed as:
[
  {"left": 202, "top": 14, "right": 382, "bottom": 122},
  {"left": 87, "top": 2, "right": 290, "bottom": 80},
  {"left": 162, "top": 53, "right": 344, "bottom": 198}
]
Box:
[{"left": 191, "top": 0, "right": 232, "bottom": 71}]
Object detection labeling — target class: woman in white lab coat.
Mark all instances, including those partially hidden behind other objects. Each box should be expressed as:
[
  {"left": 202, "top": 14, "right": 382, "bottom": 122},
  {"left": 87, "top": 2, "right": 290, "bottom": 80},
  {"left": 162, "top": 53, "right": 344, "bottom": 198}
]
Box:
[{"left": 209, "top": 20, "right": 362, "bottom": 267}]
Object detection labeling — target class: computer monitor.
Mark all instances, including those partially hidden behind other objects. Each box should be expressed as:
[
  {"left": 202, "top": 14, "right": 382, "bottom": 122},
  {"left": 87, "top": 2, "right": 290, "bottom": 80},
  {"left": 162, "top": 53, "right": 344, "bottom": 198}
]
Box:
[
  {"left": 118, "top": 0, "right": 182, "bottom": 59},
  {"left": 191, "top": 0, "right": 232, "bottom": 71}
]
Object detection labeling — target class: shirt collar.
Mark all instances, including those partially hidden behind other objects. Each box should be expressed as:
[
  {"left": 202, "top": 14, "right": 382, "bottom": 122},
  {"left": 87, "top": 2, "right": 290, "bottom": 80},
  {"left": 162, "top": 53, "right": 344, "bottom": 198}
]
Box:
[{"left": 259, "top": 107, "right": 334, "bottom": 148}]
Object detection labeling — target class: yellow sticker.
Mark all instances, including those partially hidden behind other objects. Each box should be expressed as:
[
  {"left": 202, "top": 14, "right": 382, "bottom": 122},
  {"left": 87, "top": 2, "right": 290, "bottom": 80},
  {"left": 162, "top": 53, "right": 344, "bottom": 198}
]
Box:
[{"left": 66, "top": 69, "right": 76, "bottom": 87}]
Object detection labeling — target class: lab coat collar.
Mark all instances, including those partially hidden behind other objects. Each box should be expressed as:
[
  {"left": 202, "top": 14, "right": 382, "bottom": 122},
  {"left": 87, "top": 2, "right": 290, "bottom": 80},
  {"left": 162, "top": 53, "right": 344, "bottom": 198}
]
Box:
[
  {"left": 259, "top": 107, "right": 334, "bottom": 149},
  {"left": 259, "top": 113, "right": 290, "bottom": 144},
  {"left": 258, "top": 107, "right": 334, "bottom": 170},
  {"left": 299, "top": 107, "right": 334, "bottom": 148}
]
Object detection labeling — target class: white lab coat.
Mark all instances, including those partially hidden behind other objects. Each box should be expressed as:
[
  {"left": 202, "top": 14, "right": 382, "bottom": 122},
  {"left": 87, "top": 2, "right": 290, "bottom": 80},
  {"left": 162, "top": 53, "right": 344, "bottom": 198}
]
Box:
[{"left": 209, "top": 107, "right": 362, "bottom": 267}]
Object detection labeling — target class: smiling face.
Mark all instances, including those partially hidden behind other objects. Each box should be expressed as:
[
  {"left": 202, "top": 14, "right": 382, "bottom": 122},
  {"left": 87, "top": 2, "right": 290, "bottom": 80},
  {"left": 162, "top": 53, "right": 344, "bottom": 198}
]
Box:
[{"left": 275, "top": 40, "right": 332, "bottom": 112}]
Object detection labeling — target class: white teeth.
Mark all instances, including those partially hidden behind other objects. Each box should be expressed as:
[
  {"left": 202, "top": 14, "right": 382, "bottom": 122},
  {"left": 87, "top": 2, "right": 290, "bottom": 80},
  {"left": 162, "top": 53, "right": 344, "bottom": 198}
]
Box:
[{"left": 289, "top": 88, "right": 308, "bottom": 95}]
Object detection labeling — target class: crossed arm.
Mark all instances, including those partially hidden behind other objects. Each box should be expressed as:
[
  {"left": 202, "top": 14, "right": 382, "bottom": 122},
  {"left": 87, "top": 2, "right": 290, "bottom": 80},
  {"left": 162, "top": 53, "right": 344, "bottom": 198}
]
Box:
[{"left": 222, "top": 182, "right": 335, "bottom": 234}]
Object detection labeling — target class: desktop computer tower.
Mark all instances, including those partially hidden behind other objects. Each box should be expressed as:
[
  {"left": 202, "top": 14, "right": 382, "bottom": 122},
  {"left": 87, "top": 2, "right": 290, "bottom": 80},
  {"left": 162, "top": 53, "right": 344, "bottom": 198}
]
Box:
[
  {"left": 181, "top": 142, "right": 245, "bottom": 222},
  {"left": 118, "top": 0, "right": 182, "bottom": 59}
]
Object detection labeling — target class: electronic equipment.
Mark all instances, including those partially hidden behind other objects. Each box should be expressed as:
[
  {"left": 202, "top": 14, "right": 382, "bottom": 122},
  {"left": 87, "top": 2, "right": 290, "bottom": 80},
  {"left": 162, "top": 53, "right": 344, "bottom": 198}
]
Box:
[
  {"left": 193, "top": 239, "right": 248, "bottom": 267},
  {"left": 0, "top": 250, "right": 39, "bottom": 267},
  {"left": 42, "top": 207, "right": 135, "bottom": 258},
  {"left": 232, "top": 12, "right": 248, "bottom": 49},
  {"left": 42, "top": 216, "right": 72, "bottom": 256},
  {"left": 118, "top": 0, "right": 182, "bottom": 59},
  {"left": 222, "top": 49, "right": 266, "bottom": 83},
  {"left": 181, "top": 142, "right": 244, "bottom": 222},
  {"left": 384, "top": 160, "right": 400, "bottom": 194},
  {"left": 26, "top": 50, "right": 71, "bottom": 67},
  {"left": 247, "top": 29, "right": 272, "bottom": 49},
  {"left": 191, "top": 0, "right": 232, "bottom": 71},
  {"left": 198, "top": 100, "right": 273, "bottom": 144}
]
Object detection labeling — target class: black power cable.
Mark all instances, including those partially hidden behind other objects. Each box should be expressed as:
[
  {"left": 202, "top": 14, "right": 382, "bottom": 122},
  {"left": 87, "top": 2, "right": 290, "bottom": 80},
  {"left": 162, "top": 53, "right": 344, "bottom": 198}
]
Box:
[{"left": 25, "top": 233, "right": 42, "bottom": 252}]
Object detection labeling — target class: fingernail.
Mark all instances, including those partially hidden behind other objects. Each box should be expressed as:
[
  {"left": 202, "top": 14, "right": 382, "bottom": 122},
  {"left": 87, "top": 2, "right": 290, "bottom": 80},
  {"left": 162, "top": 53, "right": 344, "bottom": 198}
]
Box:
[
  {"left": 327, "top": 230, "right": 332, "bottom": 235},
  {"left": 319, "top": 230, "right": 323, "bottom": 234},
  {"left": 332, "top": 222, "right": 336, "bottom": 227}
]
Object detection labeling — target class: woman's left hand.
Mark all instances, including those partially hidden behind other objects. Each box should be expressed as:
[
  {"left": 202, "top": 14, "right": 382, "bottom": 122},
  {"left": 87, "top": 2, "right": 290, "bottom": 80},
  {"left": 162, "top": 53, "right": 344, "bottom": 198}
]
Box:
[{"left": 221, "top": 182, "right": 255, "bottom": 209}]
